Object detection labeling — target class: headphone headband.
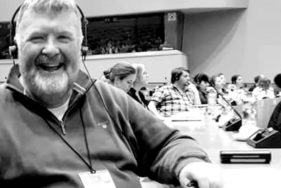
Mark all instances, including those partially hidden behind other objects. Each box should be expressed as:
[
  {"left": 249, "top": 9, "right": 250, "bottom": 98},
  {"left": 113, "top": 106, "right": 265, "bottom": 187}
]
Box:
[{"left": 9, "top": 6, "right": 21, "bottom": 48}]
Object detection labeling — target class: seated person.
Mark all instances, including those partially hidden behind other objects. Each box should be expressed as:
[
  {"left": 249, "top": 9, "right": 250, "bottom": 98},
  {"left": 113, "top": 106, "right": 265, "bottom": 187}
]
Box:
[
  {"left": 268, "top": 74, "right": 281, "bottom": 132},
  {"left": 218, "top": 73, "right": 228, "bottom": 93},
  {"left": 228, "top": 74, "right": 248, "bottom": 104},
  {"left": 248, "top": 74, "right": 264, "bottom": 92},
  {"left": 148, "top": 67, "right": 197, "bottom": 118},
  {"left": 267, "top": 101, "right": 281, "bottom": 133},
  {"left": 252, "top": 77, "right": 275, "bottom": 101},
  {"left": 273, "top": 73, "right": 281, "bottom": 97},
  {"left": 193, "top": 73, "right": 210, "bottom": 104},
  {"left": 210, "top": 74, "right": 239, "bottom": 105},
  {"left": 210, "top": 74, "right": 226, "bottom": 95},
  {"left": 128, "top": 63, "right": 150, "bottom": 108},
  {"left": 102, "top": 62, "right": 136, "bottom": 92},
  {"left": 231, "top": 74, "right": 246, "bottom": 90}
]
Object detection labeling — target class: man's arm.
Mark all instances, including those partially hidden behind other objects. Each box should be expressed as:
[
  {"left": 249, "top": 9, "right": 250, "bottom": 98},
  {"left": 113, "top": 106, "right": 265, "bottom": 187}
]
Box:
[
  {"left": 95, "top": 81, "right": 223, "bottom": 187},
  {"left": 132, "top": 100, "right": 223, "bottom": 187}
]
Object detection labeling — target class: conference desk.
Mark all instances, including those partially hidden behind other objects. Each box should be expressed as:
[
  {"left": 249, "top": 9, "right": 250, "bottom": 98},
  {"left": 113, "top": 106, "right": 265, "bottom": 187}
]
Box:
[{"left": 141, "top": 105, "right": 281, "bottom": 188}]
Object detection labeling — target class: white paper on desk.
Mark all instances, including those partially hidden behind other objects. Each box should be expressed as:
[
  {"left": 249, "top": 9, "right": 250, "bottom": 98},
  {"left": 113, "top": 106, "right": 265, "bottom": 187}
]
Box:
[
  {"left": 170, "top": 110, "right": 204, "bottom": 121},
  {"left": 165, "top": 111, "right": 205, "bottom": 131},
  {"left": 222, "top": 167, "right": 280, "bottom": 188}
]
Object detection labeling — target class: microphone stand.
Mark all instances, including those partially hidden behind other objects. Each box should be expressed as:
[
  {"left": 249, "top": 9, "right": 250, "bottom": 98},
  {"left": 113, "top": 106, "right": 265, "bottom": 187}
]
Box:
[{"left": 213, "top": 87, "right": 243, "bottom": 131}]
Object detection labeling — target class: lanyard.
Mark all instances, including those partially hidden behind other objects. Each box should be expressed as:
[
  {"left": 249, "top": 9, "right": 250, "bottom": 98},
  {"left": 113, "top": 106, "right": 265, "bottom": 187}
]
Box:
[{"left": 43, "top": 108, "right": 96, "bottom": 173}]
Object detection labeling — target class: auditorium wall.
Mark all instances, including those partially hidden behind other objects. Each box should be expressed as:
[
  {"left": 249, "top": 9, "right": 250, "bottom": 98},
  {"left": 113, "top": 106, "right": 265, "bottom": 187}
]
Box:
[
  {"left": 0, "top": 51, "right": 188, "bottom": 83},
  {"left": 0, "top": 0, "right": 248, "bottom": 22}
]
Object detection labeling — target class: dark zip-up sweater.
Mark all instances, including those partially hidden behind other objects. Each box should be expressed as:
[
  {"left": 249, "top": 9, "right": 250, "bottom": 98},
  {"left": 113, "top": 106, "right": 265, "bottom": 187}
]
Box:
[{"left": 0, "top": 65, "right": 210, "bottom": 187}]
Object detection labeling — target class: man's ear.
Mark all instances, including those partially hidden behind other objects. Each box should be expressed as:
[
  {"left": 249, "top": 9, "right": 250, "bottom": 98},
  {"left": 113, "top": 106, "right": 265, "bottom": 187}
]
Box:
[{"left": 9, "top": 37, "right": 18, "bottom": 60}]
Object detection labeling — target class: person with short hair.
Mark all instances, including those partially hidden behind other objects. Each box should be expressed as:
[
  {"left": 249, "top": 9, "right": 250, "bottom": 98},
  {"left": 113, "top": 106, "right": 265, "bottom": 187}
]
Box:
[
  {"left": 210, "top": 74, "right": 227, "bottom": 95},
  {"left": 148, "top": 67, "right": 198, "bottom": 117},
  {"left": 229, "top": 74, "right": 248, "bottom": 104},
  {"left": 0, "top": 0, "right": 223, "bottom": 187},
  {"left": 218, "top": 73, "right": 228, "bottom": 93},
  {"left": 231, "top": 74, "right": 245, "bottom": 89},
  {"left": 248, "top": 74, "right": 264, "bottom": 92},
  {"left": 252, "top": 77, "right": 275, "bottom": 100}
]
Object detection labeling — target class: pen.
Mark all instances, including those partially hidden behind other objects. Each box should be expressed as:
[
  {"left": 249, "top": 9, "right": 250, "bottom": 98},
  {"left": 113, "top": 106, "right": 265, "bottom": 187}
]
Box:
[
  {"left": 171, "top": 120, "right": 201, "bottom": 122},
  {"left": 186, "top": 180, "right": 198, "bottom": 188}
]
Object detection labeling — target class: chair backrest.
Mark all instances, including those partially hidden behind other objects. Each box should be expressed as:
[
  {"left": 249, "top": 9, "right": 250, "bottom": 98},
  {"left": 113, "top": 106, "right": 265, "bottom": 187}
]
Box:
[{"left": 255, "top": 97, "right": 281, "bottom": 129}]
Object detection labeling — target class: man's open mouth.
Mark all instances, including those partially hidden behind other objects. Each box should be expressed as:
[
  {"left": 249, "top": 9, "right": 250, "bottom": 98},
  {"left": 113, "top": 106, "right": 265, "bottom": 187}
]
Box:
[{"left": 38, "top": 63, "right": 64, "bottom": 72}]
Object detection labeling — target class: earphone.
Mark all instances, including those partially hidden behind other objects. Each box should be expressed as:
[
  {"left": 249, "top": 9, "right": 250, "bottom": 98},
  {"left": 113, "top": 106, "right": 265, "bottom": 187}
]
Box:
[
  {"left": 9, "top": 4, "right": 89, "bottom": 60},
  {"left": 9, "top": 5, "right": 21, "bottom": 60}
]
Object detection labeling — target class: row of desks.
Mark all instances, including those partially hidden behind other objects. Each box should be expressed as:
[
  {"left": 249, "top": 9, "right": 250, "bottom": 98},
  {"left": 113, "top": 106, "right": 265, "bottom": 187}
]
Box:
[
  {"left": 142, "top": 104, "right": 281, "bottom": 188},
  {"left": 165, "top": 109, "right": 281, "bottom": 188}
]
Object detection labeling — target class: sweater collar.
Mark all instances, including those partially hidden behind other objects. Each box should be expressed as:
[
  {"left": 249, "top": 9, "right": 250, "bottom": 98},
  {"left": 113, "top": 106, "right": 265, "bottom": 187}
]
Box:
[{"left": 5, "top": 64, "right": 94, "bottom": 104}]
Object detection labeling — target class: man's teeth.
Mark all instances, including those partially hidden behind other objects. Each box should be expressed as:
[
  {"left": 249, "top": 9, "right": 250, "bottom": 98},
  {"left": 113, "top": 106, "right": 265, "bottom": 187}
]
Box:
[{"left": 40, "top": 64, "right": 63, "bottom": 71}]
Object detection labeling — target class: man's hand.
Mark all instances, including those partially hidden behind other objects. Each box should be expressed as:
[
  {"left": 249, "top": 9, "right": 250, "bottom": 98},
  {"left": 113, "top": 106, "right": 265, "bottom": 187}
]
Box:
[{"left": 178, "top": 162, "right": 223, "bottom": 188}]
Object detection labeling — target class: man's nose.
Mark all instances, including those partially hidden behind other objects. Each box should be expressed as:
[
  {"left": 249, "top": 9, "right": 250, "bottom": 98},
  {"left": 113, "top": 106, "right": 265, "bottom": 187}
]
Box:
[{"left": 42, "top": 38, "right": 60, "bottom": 56}]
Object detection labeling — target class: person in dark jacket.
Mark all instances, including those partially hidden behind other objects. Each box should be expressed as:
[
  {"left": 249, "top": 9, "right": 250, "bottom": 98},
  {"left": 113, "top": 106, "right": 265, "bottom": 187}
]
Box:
[
  {"left": 248, "top": 74, "right": 264, "bottom": 92},
  {"left": 193, "top": 73, "right": 210, "bottom": 104},
  {"left": 268, "top": 74, "right": 281, "bottom": 132},
  {"left": 0, "top": 0, "right": 223, "bottom": 187}
]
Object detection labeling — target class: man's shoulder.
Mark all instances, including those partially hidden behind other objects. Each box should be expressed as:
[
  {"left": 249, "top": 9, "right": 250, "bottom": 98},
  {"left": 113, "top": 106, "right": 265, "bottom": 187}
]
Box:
[
  {"left": 0, "top": 83, "right": 8, "bottom": 95},
  {"left": 94, "top": 79, "right": 124, "bottom": 94},
  {"left": 92, "top": 79, "right": 130, "bottom": 103},
  {"left": 0, "top": 83, "right": 12, "bottom": 104}
]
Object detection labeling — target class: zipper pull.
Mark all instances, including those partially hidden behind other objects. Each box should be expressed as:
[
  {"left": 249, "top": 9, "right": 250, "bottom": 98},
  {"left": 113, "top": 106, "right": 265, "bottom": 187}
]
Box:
[{"left": 60, "top": 121, "right": 66, "bottom": 135}]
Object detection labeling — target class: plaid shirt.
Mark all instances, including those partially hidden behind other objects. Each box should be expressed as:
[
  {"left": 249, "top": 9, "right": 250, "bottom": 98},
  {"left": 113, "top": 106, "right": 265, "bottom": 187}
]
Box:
[{"left": 151, "top": 84, "right": 195, "bottom": 117}]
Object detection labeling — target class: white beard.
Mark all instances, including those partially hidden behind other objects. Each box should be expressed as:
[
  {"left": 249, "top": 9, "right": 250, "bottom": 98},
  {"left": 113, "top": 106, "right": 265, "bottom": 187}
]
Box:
[{"left": 32, "top": 71, "right": 69, "bottom": 96}]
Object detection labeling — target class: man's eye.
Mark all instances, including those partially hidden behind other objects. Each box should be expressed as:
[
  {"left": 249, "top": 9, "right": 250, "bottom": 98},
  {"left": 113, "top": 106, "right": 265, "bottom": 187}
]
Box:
[
  {"left": 30, "top": 36, "right": 45, "bottom": 43},
  {"left": 58, "top": 36, "right": 71, "bottom": 42}
]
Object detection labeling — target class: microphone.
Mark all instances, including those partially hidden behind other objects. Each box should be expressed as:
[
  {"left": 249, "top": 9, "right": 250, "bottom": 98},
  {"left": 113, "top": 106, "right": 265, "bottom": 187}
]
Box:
[{"left": 213, "top": 87, "right": 242, "bottom": 131}]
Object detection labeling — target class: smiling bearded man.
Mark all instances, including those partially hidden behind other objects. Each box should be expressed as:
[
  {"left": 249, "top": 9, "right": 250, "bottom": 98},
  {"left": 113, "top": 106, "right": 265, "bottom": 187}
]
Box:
[{"left": 15, "top": 2, "right": 83, "bottom": 108}]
